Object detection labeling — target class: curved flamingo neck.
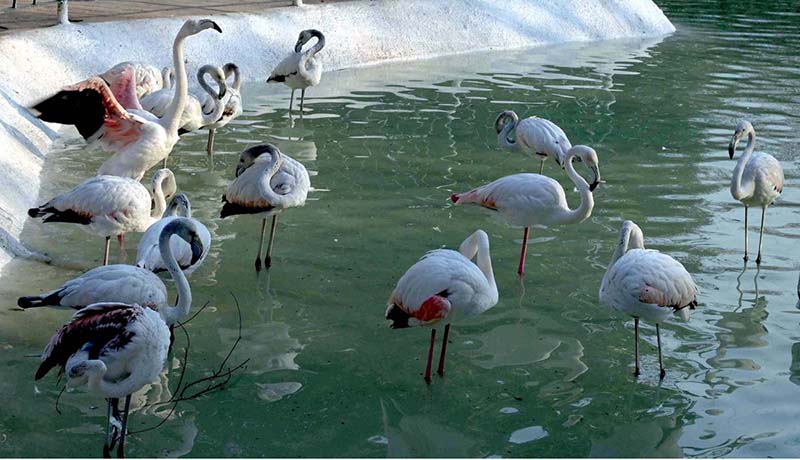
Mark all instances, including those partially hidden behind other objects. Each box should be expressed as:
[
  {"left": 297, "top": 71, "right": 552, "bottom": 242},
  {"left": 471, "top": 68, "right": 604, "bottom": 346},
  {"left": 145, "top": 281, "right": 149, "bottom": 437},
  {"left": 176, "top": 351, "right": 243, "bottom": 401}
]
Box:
[
  {"left": 159, "top": 227, "right": 191, "bottom": 325},
  {"left": 607, "top": 223, "right": 644, "bottom": 269},
  {"left": 560, "top": 150, "right": 594, "bottom": 224},
  {"left": 298, "top": 32, "right": 324, "bottom": 78},
  {"left": 459, "top": 231, "right": 497, "bottom": 295},
  {"left": 162, "top": 31, "right": 190, "bottom": 135},
  {"left": 85, "top": 361, "right": 140, "bottom": 398},
  {"left": 731, "top": 129, "right": 756, "bottom": 201},
  {"left": 151, "top": 176, "right": 168, "bottom": 217},
  {"left": 497, "top": 114, "right": 518, "bottom": 150},
  {"left": 197, "top": 67, "right": 227, "bottom": 125}
]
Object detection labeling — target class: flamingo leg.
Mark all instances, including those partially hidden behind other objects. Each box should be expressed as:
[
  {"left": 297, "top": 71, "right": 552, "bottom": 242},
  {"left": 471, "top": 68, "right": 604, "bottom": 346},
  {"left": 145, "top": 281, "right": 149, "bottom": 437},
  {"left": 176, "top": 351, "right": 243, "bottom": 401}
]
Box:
[
  {"left": 265, "top": 215, "right": 278, "bottom": 268},
  {"left": 103, "top": 398, "right": 120, "bottom": 457},
  {"left": 633, "top": 318, "right": 640, "bottom": 377},
  {"left": 656, "top": 323, "right": 665, "bottom": 380},
  {"left": 436, "top": 323, "right": 451, "bottom": 377},
  {"left": 756, "top": 206, "right": 766, "bottom": 265},
  {"left": 163, "top": 157, "right": 168, "bottom": 169},
  {"left": 300, "top": 88, "right": 306, "bottom": 115},
  {"left": 116, "top": 395, "right": 132, "bottom": 458},
  {"left": 538, "top": 161, "right": 544, "bottom": 175},
  {"left": 255, "top": 217, "right": 267, "bottom": 271},
  {"left": 517, "top": 227, "right": 530, "bottom": 276},
  {"left": 102, "top": 236, "right": 111, "bottom": 266},
  {"left": 424, "top": 328, "right": 436, "bottom": 384},
  {"left": 743, "top": 206, "right": 749, "bottom": 262},
  {"left": 206, "top": 128, "right": 216, "bottom": 156},
  {"left": 117, "top": 234, "right": 127, "bottom": 264},
  {"left": 288, "top": 89, "right": 295, "bottom": 115}
]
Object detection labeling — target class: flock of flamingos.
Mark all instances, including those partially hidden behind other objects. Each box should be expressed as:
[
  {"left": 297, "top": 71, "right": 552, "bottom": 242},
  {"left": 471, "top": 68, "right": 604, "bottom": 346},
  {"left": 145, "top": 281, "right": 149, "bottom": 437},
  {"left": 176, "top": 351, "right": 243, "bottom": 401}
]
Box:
[{"left": 9, "top": 17, "right": 787, "bottom": 457}]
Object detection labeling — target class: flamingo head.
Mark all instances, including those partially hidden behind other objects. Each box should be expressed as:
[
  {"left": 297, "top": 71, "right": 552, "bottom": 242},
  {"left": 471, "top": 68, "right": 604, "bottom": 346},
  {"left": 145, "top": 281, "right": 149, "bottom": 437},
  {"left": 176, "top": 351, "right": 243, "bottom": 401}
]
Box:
[
  {"left": 494, "top": 110, "right": 518, "bottom": 134},
  {"left": 179, "top": 19, "right": 222, "bottom": 38},
  {"left": 164, "top": 193, "right": 192, "bottom": 218},
  {"left": 729, "top": 120, "right": 754, "bottom": 159},
  {"left": 295, "top": 29, "right": 323, "bottom": 52},
  {"left": 573, "top": 145, "right": 601, "bottom": 191},
  {"left": 236, "top": 144, "right": 282, "bottom": 177}
]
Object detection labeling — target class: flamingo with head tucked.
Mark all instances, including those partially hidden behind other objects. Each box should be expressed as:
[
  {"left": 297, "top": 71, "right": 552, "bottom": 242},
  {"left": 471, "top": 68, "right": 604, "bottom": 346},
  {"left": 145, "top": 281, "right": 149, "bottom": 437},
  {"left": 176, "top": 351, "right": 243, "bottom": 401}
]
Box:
[
  {"left": 728, "top": 120, "right": 784, "bottom": 265},
  {"left": 495, "top": 110, "right": 572, "bottom": 175},
  {"left": 220, "top": 144, "right": 310, "bottom": 271},
  {"left": 267, "top": 29, "right": 325, "bottom": 115},
  {"left": 451, "top": 145, "right": 601, "bottom": 276},
  {"left": 599, "top": 220, "right": 698, "bottom": 379},
  {"left": 30, "top": 19, "right": 222, "bottom": 181},
  {"left": 385, "top": 230, "right": 498, "bottom": 383}
]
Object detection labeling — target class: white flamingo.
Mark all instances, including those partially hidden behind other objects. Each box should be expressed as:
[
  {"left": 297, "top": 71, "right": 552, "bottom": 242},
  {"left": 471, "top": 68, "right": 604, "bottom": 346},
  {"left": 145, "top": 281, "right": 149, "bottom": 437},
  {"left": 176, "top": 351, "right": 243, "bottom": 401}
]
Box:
[
  {"left": 728, "top": 120, "right": 784, "bottom": 265},
  {"left": 136, "top": 193, "right": 211, "bottom": 274},
  {"left": 18, "top": 218, "right": 201, "bottom": 325},
  {"left": 495, "top": 110, "right": 572, "bottom": 175},
  {"left": 267, "top": 29, "right": 325, "bottom": 115},
  {"left": 35, "top": 302, "right": 170, "bottom": 457},
  {"left": 148, "top": 168, "right": 177, "bottom": 223},
  {"left": 385, "top": 230, "right": 498, "bottom": 383},
  {"left": 140, "top": 64, "right": 228, "bottom": 136},
  {"left": 220, "top": 144, "right": 310, "bottom": 271},
  {"left": 30, "top": 19, "right": 222, "bottom": 181},
  {"left": 451, "top": 145, "right": 601, "bottom": 276},
  {"left": 205, "top": 63, "right": 243, "bottom": 155},
  {"left": 101, "top": 61, "right": 164, "bottom": 99},
  {"left": 599, "top": 220, "right": 698, "bottom": 378}
]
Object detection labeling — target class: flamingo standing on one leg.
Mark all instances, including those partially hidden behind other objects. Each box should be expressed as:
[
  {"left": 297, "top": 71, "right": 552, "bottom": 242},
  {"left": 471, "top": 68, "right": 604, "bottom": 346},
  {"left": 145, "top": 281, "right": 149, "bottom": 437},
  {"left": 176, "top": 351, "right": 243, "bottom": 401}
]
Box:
[
  {"left": 220, "top": 144, "right": 310, "bottom": 271},
  {"left": 728, "top": 120, "right": 784, "bottom": 265},
  {"left": 495, "top": 110, "right": 572, "bottom": 175},
  {"left": 35, "top": 302, "right": 170, "bottom": 457},
  {"left": 30, "top": 19, "right": 222, "bottom": 181},
  {"left": 205, "top": 63, "right": 243, "bottom": 155},
  {"left": 267, "top": 29, "right": 325, "bottom": 116},
  {"left": 599, "top": 220, "right": 698, "bottom": 379},
  {"left": 451, "top": 145, "right": 601, "bottom": 276},
  {"left": 385, "top": 230, "right": 498, "bottom": 383}
]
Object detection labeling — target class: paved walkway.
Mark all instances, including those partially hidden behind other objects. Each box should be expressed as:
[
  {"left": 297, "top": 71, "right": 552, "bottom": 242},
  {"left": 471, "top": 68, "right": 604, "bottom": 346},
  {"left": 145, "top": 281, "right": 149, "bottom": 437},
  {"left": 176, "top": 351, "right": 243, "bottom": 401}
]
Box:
[{"left": 0, "top": 0, "right": 342, "bottom": 32}]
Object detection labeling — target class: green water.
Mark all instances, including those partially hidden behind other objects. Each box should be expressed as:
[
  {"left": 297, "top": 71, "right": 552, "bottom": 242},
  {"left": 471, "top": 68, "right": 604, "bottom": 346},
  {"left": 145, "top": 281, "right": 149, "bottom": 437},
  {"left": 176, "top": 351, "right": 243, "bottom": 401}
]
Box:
[{"left": 2, "top": 1, "right": 800, "bottom": 456}]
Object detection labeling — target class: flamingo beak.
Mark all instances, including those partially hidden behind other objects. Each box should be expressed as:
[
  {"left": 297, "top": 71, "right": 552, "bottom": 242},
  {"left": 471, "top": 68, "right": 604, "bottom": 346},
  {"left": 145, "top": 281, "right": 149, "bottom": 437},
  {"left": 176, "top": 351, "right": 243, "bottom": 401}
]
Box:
[
  {"left": 208, "top": 20, "right": 222, "bottom": 33},
  {"left": 728, "top": 136, "right": 739, "bottom": 159},
  {"left": 218, "top": 84, "right": 227, "bottom": 100},
  {"left": 190, "top": 237, "right": 204, "bottom": 265},
  {"left": 589, "top": 165, "right": 601, "bottom": 192}
]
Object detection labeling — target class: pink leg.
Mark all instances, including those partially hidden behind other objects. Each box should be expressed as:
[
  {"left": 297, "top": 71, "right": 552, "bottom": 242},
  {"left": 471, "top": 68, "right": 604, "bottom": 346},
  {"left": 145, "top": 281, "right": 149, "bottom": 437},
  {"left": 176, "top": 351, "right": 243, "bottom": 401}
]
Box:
[
  {"left": 517, "top": 227, "right": 530, "bottom": 276},
  {"left": 424, "top": 328, "right": 436, "bottom": 384},
  {"left": 437, "top": 324, "right": 451, "bottom": 377},
  {"left": 117, "top": 234, "right": 127, "bottom": 264}
]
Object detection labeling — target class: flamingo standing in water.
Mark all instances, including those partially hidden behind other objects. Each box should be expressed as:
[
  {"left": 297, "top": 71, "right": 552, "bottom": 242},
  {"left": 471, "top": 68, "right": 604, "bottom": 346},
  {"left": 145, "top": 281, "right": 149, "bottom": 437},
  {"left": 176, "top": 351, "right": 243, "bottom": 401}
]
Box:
[
  {"left": 599, "top": 220, "right": 698, "bottom": 378},
  {"left": 495, "top": 110, "right": 572, "bottom": 175},
  {"left": 267, "top": 29, "right": 325, "bottom": 116},
  {"left": 451, "top": 145, "right": 601, "bottom": 276},
  {"left": 385, "top": 230, "right": 498, "bottom": 383},
  {"left": 204, "top": 63, "right": 243, "bottom": 155},
  {"left": 36, "top": 302, "right": 170, "bottom": 457},
  {"left": 728, "top": 120, "right": 784, "bottom": 265},
  {"left": 30, "top": 19, "right": 222, "bottom": 181},
  {"left": 101, "top": 61, "right": 164, "bottom": 99},
  {"left": 220, "top": 144, "right": 310, "bottom": 271}
]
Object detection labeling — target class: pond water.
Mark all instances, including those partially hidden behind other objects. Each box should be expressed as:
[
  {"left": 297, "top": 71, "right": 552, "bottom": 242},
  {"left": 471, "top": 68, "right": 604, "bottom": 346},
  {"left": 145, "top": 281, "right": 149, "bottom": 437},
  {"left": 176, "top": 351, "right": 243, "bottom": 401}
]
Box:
[{"left": 2, "top": 1, "right": 800, "bottom": 457}]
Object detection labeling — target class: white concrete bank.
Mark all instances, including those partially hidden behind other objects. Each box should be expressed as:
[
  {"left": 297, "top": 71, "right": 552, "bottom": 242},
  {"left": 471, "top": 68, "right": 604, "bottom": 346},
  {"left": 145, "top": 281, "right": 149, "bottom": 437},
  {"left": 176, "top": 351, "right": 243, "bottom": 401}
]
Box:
[{"left": 0, "top": 0, "right": 675, "bottom": 273}]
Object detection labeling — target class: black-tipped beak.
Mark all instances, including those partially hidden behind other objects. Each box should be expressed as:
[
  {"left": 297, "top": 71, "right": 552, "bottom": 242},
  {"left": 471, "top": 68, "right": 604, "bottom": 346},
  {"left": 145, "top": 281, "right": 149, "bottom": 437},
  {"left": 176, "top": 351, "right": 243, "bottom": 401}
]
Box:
[
  {"left": 589, "top": 166, "right": 601, "bottom": 192},
  {"left": 218, "top": 85, "right": 227, "bottom": 100},
  {"left": 210, "top": 21, "right": 222, "bottom": 33},
  {"left": 728, "top": 141, "right": 736, "bottom": 159},
  {"left": 190, "top": 237, "right": 204, "bottom": 265},
  {"left": 589, "top": 180, "right": 600, "bottom": 192}
]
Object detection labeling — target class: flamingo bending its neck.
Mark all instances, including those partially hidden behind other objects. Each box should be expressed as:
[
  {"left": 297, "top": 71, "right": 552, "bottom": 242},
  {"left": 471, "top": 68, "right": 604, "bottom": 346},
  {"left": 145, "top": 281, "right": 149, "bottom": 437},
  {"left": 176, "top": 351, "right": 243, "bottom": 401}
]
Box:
[
  {"left": 205, "top": 63, "right": 244, "bottom": 155},
  {"left": 267, "top": 29, "right": 325, "bottom": 116},
  {"left": 495, "top": 110, "right": 572, "bottom": 175}
]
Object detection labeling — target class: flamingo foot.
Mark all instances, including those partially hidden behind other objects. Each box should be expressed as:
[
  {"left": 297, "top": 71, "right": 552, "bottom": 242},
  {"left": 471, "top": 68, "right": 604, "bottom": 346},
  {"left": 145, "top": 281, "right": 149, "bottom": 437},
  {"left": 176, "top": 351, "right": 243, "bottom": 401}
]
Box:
[
  {"left": 756, "top": 255, "right": 762, "bottom": 265},
  {"left": 743, "top": 254, "right": 749, "bottom": 262},
  {"left": 265, "top": 255, "right": 272, "bottom": 268},
  {"left": 633, "top": 367, "right": 640, "bottom": 377},
  {"left": 659, "top": 368, "right": 666, "bottom": 380},
  {"left": 255, "top": 257, "right": 262, "bottom": 272}
]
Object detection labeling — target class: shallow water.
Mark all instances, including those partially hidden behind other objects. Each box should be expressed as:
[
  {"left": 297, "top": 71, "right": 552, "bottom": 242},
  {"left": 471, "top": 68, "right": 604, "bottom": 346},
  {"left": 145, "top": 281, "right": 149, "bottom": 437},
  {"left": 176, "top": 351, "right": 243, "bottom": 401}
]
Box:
[{"left": 2, "top": 1, "right": 800, "bottom": 457}]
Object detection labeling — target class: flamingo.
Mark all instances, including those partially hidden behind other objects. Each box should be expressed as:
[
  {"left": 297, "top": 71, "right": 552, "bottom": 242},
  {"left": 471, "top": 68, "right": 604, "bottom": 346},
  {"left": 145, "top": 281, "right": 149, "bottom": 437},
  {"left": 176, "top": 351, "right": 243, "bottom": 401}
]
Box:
[
  {"left": 220, "top": 144, "right": 310, "bottom": 271},
  {"left": 136, "top": 193, "right": 212, "bottom": 274},
  {"left": 30, "top": 19, "right": 222, "bottom": 181},
  {"left": 385, "top": 229, "right": 498, "bottom": 383},
  {"left": 148, "top": 168, "right": 177, "bottom": 223},
  {"left": 205, "top": 63, "right": 243, "bottom": 155},
  {"left": 728, "top": 120, "right": 784, "bottom": 265},
  {"left": 451, "top": 145, "right": 601, "bottom": 276},
  {"left": 140, "top": 64, "right": 228, "bottom": 136},
  {"left": 495, "top": 110, "right": 572, "bottom": 175},
  {"left": 28, "top": 175, "right": 152, "bottom": 265},
  {"left": 267, "top": 29, "right": 325, "bottom": 115},
  {"left": 599, "top": 220, "right": 698, "bottom": 378},
  {"left": 35, "top": 302, "right": 170, "bottom": 457},
  {"left": 101, "top": 61, "right": 164, "bottom": 99}
]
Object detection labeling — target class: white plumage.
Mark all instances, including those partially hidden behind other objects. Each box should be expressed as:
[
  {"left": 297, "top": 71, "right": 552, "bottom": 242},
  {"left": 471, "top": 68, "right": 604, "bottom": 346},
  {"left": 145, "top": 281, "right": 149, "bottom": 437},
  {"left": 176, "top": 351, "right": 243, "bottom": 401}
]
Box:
[
  {"left": 599, "top": 220, "right": 698, "bottom": 378},
  {"left": 728, "top": 120, "right": 784, "bottom": 265},
  {"left": 385, "top": 229, "right": 497, "bottom": 382},
  {"left": 204, "top": 63, "right": 243, "bottom": 155},
  {"left": 36, "top": 302, "right": 170, "bottom": 457},
  {"left": 30, "top": 20, "right": 222, "bottom": 181},
  {"left": 267, "top": 29, "right": 325, "bottom": 114},
  {"left": 220, "top": 144, "right": 310, "bottom": 270},
  {"left": 495, "top": 110, "right": 572, "bottom": 174},
  {"left": 452, "top": 145, "right": 601, "bottom": 275},
  {"left": 136, "top": 193, "right": 211, "bottom": 274}
]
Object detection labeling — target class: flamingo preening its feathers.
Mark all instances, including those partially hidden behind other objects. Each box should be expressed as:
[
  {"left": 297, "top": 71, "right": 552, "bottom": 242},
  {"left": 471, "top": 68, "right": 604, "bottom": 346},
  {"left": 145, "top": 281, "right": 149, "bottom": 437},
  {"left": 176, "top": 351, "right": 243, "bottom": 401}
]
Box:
[
  {"left": 728, "top": 120, "right": 784, "bottom": 265},
  {"left": 30, "top": 19, "right": 222, "bottom": 180},
  {"left": 101, "top": 61, "right": 164, "bottom": 100},
  {"left": 599, "top": 220, "right": 698, "bottom": 379},
  {"left": 267, "top": 29, "right": 325, "bottom": 116},
  {"left": 451, "top": 145, "right": 601, "bottom": 276},
  {"left": 495, "top": 110, "right": 572, "bottom": 175},
  {"left": 205, "top": 63, "right": 244, "bottom": 155},
  {"left": 36, "top": 302, "right": 170, "bottom": 458},
  {"left": 386, "top": 230, "right": 497, "bottom": 383},
  {"left": 220, "top": 144, "right": 310, "bottom": 271}
]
